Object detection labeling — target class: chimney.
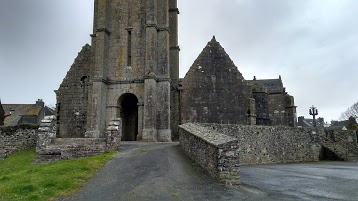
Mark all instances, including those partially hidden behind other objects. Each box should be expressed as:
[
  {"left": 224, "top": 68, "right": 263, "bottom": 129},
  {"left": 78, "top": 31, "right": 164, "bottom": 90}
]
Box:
[{"left": 36, "top": 99, "right": 44, "bottom": 107}]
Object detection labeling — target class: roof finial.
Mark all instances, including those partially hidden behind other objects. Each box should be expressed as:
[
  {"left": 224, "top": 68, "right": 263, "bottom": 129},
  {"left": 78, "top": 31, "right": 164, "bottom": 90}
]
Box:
[{"left": 211, "top": 35, "right": 216, "bottom": 42}]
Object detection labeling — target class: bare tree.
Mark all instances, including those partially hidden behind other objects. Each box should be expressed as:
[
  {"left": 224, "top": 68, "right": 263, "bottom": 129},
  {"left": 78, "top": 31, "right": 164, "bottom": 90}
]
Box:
[{"left": 339, "top": 101, "right": 358, "bottom": 120}]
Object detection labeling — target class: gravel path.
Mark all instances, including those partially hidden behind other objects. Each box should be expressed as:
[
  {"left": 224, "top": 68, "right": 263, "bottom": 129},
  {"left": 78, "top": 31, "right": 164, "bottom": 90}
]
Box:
[{"left": 58, "top": 142, "right": 358, "bottom": 201}]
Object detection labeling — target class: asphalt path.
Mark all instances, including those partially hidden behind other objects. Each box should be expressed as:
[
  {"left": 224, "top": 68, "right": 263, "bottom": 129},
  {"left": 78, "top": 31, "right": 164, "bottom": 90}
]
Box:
[{"left": 58, "top": 142, "right": 358, "bottom": 201}]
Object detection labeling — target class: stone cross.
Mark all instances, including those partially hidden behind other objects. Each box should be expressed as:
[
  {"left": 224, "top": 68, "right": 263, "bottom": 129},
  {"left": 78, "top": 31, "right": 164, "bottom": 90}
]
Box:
[{"left": 309, "top": 105, "right": 318, "bottom": 127}]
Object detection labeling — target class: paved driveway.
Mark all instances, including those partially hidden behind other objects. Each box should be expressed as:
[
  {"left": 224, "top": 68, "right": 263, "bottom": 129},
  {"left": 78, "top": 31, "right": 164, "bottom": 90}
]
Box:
[{"left": 58, "top": 142, "right": 358, "bottom": 201}]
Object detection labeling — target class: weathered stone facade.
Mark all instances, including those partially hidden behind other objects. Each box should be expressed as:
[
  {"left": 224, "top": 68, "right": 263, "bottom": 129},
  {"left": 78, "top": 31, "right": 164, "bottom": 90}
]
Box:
[
  {"left": 56, "top": 44, "right": 91, "bottom": 138},
  {"left": 182, "top": 37, "right": 250, "bottom": 125},
  {"left": 56, "top": 1, "right": 297, "bottom": 144},
  {"left": 179, "top": 123, "right": 240, "bottom": 185},
  {"left": 201, "top": 124, "right": 323, "bottom": 164},
  {"left": 182, "top": 38, "right": 296, "bottom": 127},
  {"left": 57, "top": 0, "right": 179, "bottom": 141},
  {"left": 0, "top": 125, "right": 38, "bottom": 159}
]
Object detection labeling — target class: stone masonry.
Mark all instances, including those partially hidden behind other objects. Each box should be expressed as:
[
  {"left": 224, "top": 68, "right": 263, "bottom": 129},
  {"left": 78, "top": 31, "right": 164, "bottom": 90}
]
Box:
[
  {"left": 0, "top": 125, "right": 38, "bottom": 159},
  {"left": 179, "top": 123, "right": 240, "bottom": 185},
  {"left": 201, "top": 123, "right": 323, "bottom": 164},
  {"left": 181, "top": 37, "right": 297, "bottom": 127},
  {"left": 56, "top": 1, "right": 296, "bottom": 144},
  {"left": 35, "top": 116, "right": 121, "bottom": 163},
  {"left": 57, "top": 0, "right": 179, "bottom": 142},
  {"left": 182, "top": 37, "right": 250, "bottom": 125},
  {"left": 56, "top": 44, "right": 91, "bottom": 138},
  {"left": 181, "top": 123, "right": 323, "bottom": 166}
]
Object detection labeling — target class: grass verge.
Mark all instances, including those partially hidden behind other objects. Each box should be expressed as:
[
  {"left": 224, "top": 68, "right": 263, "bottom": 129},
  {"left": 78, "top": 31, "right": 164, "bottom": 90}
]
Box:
[{"left": 0, "top": 149, "right": 116, "bottom": 201}]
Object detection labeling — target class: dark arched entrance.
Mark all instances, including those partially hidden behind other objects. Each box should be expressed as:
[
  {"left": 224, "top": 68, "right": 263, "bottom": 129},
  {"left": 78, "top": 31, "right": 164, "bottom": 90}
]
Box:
[{"left": 118, "top": 93, "right": 138, "bottom": 141}]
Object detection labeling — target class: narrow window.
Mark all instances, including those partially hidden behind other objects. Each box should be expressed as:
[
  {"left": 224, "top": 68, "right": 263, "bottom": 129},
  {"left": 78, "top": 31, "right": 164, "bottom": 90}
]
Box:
[{"left": 127, "top": 30, "right": 132, "bottom": 66}]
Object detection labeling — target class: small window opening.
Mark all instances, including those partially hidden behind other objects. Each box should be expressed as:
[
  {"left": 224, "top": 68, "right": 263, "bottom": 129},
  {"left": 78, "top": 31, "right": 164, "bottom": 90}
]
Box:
[{"left": 127, "top": 30, "right": 132, "bottom": 66}]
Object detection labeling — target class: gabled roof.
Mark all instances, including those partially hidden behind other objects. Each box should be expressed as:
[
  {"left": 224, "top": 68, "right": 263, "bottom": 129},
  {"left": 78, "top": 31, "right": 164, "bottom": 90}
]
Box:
[
  {"left": 184, "top": 36, "right": 244, "bottom": 81},
  {"left": 60, "top": 44, "right": 92, "bottom": 88},
  {"left": 330, "top": 120, "right": 349, "bottom": 127},
  {"left": 44, "top": 106, "right": 56, "bottom": 116},
  {"left": 2, "top": 104, "right": 42, "bottom": 126}
]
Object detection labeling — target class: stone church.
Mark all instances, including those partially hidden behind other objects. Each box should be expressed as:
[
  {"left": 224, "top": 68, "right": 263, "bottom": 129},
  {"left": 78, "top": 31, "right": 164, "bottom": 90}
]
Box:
[{"left": 56, "top": 0, "right": 296, "bottom": 142}]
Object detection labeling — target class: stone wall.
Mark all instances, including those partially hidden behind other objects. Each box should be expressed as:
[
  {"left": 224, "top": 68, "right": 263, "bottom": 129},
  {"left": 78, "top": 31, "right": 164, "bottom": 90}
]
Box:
[
  {"left": 56, "top": 44, "right": 91, "bottom": 138},
  {"left": 35, "top": 116, "right": 121, "bottom": 163},
  {"left": 179, "top": 123, "right": 240, "bottom": 185},
  {"left": 0, "top": 125, "right": 38, "bottom": 159},
  {"left": 200, "top": 124, "right": 323, "bottom": 164}
]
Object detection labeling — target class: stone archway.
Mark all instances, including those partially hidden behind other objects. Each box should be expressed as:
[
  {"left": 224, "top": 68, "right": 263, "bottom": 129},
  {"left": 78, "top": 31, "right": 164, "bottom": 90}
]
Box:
[{"left": 118, "top": 93, "right": 138, "bottom": 141}]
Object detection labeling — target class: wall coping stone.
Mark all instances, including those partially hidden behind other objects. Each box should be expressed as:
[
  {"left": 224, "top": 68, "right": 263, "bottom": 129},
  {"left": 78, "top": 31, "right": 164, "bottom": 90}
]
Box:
[{"left": 179, "top": 123, "right": 237, "bottom": 146}]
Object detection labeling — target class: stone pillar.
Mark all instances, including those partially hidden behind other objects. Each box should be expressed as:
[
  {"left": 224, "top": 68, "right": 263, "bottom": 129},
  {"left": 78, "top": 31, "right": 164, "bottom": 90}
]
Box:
[
  {"left": 156, "top": 0, "right": 172, "bottom": 142},
  {"left": 86, "top": 81, "right": 108, "bottom": 138},
  {"left": 157, "top": 80, "right": 172, "bottom": 142},
  {"left": 169, "top": 0, "right": 180, "bottom": 138},
  {"left": 36, "top": 116, "right": 57, "bottom": 154},
  {"left": 85, "top": 0, "right": 109, "bottom": 138},
  {"left": 142, "top": 1, "right": 159, "bottom": 141},
  {"left": 106, "top": 118, "right": 122, "bottom": 151},
  {"left": 248, "top": 98, "right": 257, "bottom": 125},
  {"left": 145, "top": 0, "right": 158, "bottom": 74},
  {"left": 137, "top": 102, "right": 144, "bottom": 141},
  {"left": 143, "top": 75, "right": 157, "bottom": 141}
]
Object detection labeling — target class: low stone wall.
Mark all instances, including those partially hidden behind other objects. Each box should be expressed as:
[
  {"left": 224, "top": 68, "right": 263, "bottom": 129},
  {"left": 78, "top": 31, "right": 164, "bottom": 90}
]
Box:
[
  {"left": 35, "top": 117, "right": 121, "bottom": 163},
  {"left": 0, "top": 125, "right": 38, "bottom": 159},
  {"left": 200, "top": 124, "right": 324, "bottom": 164},
  {"left": 179, "top": 123, "right": 240, "bottom": 185},
  {"left": 35, "top": 138, "right": 108, "bottom": 163}
]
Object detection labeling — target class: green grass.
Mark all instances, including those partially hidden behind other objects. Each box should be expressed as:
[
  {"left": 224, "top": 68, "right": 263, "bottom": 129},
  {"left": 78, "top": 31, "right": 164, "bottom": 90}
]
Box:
[
  {"left": 0, "top": 149, "right": 116, "bottom": 201},
  {"left": 171, "top": 192, "right": 180, "bottom": 199}
]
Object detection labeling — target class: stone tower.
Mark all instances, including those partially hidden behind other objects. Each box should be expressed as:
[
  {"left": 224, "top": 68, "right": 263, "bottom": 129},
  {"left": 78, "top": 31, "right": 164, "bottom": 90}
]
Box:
[
  {"left": 85, "top": 0, "right": 179, "bottom": 141},
  {"left": 57, "top": 0, "right": 179, "bottom": 142}
]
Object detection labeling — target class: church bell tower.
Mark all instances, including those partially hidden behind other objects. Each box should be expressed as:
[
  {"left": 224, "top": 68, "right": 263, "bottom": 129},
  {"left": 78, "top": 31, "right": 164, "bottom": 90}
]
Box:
[{"left": 84, "top": 0, "right": 179, "bottom": 142}]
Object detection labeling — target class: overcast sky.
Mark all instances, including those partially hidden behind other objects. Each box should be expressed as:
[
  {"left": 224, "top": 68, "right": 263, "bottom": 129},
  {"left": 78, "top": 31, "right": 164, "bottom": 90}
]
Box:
[{"left": 0, "top": 0, "right": 357, "bottom": 122}]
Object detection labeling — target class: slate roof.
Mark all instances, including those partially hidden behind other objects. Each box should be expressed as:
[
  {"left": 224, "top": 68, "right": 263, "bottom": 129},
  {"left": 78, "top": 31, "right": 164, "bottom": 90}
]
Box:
[
  {"left": 301, "top": 119, "right": 325, "bottom": 127},
  {"left": 325, "top": 126, "right": 347, "bottom": 131},
  {"left": 246, "top": 80, "right": 268, "bottom": 93},
  {"left": 2, "top": 104, "right": 42, "bottom": 126},
  {"left": 330, "top": 120, "right": 349, "bottom": 127},
  {"left": 256, "top": 79, "right": 284, "bottom": 93}
]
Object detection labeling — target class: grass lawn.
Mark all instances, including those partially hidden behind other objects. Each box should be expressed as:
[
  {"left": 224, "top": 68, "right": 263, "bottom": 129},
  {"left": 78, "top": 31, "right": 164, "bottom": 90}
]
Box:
[{"left": 0, "top": 149, "right": 116, "bottom": 201}]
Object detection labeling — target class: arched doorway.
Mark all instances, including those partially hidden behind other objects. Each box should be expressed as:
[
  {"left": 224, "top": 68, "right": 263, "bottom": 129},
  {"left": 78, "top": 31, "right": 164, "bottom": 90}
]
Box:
[{"left": 118, "top": 93, "right": 138, "bottom": 141}]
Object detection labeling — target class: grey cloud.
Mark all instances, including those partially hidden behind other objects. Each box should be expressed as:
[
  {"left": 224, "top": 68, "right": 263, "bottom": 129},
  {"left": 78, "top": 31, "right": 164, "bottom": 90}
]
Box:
[{"left": 0, "top": 0, "right": 357, "bottom": 121}]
